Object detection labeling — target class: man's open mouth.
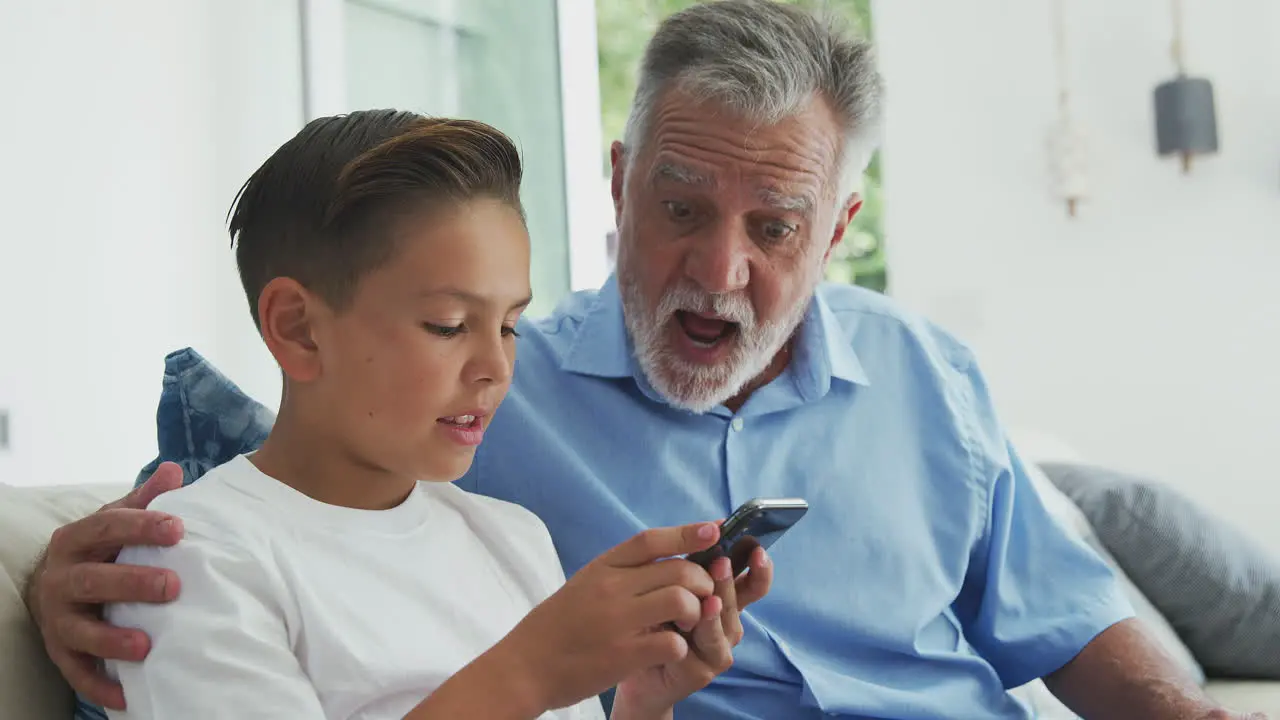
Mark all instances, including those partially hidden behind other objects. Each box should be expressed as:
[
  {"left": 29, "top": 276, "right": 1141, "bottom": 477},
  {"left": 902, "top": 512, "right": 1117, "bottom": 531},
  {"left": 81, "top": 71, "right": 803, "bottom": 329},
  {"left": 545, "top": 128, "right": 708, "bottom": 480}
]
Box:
[{"left": 675, "top": 310, "right": 740, "bottom": 348}]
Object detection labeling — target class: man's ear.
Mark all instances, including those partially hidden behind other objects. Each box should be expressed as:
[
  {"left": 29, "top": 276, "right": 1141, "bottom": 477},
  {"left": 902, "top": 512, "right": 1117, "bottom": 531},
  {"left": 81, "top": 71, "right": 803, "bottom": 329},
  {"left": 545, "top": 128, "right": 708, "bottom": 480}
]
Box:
[
  {"left": 610, "top": 141, "right": 628, "bottom": 227},
  {"left": 824, "top": 192, "right": 864, "bottom": 263},
  {"left": 257, "top": 277, "right": 323, "bottom": 383}
]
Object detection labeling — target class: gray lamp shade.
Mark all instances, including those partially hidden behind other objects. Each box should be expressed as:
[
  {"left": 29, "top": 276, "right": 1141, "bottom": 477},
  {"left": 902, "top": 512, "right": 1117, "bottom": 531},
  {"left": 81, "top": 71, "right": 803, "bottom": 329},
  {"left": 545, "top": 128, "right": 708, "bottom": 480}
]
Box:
[{"left": 1154, "top": 76, "right": 1219, "bottom": 163}]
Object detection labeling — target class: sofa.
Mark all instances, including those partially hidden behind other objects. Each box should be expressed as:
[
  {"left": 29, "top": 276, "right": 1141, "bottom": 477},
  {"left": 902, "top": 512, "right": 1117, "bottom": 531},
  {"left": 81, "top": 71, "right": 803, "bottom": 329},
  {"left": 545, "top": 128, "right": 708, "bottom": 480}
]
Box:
[{"left": 2, "top": 432, "right": 1278, "bottom": 719}]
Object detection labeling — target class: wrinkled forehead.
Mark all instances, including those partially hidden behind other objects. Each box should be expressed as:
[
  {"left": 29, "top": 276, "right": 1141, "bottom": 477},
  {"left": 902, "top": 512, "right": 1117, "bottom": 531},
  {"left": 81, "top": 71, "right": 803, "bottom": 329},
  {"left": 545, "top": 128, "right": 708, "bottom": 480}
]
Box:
[{"left": 640, "top": 93, "right": 843, "bottom": 216}]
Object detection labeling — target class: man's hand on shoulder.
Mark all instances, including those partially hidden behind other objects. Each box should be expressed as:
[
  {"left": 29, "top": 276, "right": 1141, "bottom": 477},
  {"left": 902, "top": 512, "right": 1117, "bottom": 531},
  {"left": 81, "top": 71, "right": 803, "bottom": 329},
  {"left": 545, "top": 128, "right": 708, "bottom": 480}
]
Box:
[{"left": 24, "top": 462, "right": 186, "bottom": 710}]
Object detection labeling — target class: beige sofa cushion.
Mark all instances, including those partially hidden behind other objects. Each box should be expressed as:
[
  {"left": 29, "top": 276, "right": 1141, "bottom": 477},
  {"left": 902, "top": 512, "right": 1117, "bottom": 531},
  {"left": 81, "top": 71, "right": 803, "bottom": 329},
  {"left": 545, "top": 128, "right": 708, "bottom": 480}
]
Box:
[
  {"left": 0, "top": 483, "right": 130, "bottom": 720},
  {"left": 1206, "top": 680, "right": 1280, "bottom": 716}
]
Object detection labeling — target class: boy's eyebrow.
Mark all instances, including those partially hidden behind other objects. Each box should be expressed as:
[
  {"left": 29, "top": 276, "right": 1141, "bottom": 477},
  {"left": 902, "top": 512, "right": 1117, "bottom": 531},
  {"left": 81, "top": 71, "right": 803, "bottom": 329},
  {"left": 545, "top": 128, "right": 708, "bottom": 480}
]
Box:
[{"left": 421, "top": 288, "right": 533, "bottom": 311}]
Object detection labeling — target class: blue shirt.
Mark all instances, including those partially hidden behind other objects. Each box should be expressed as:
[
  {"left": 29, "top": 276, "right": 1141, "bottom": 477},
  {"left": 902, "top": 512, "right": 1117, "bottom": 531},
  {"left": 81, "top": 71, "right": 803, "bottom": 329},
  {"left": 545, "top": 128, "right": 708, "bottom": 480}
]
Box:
[
  {"left": 96, "top": 277, "right": 1133, "bottom": 720},
  {"left": 456, "top": 276, "right": 1133, "bottom": 719}
]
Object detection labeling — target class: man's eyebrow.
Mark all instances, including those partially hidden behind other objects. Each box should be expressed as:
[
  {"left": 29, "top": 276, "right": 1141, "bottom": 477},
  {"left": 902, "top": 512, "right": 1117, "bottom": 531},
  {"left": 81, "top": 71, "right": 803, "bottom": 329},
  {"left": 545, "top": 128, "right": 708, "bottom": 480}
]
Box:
[
  {"left": 759, "top": 188, "right": 814, "bottom": 216},
  {"left": 650, "top": 162, "right": 716, "bottom": 188},
  {"left": 420, "top": 289, "right": 533, "bottom": 311}
]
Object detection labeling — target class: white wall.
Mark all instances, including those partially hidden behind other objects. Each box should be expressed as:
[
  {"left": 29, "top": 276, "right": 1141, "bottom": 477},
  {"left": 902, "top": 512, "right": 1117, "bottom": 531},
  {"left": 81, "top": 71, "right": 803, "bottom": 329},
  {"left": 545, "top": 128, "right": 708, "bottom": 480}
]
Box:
[
  {"left": 0, "top": 0, "right": 295, "bottom": 487},
  {"left": 875, "top": 0, "right": 1280, "bottom": 550}
]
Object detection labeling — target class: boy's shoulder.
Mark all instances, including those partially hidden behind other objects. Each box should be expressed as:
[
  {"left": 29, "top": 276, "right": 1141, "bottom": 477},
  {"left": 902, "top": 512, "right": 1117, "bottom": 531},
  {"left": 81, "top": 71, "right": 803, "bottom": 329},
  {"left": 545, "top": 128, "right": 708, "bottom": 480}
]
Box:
[
  {"left": 433, "top": 481, "right": 553, "bottom": 541},
  {"left": 146, "top": 457, "right": 276, "bottom": 546}
]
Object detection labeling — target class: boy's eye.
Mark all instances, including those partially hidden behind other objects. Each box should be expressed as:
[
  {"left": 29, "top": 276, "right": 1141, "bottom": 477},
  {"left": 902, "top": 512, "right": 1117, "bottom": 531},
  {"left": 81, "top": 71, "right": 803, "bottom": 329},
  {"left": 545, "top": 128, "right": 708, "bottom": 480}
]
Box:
[
  {"left": 424, "top": 323, "right": 464, "bottom": 338},
  {"left": 501, "top": 325, "right": 521, "bottom": 338}
]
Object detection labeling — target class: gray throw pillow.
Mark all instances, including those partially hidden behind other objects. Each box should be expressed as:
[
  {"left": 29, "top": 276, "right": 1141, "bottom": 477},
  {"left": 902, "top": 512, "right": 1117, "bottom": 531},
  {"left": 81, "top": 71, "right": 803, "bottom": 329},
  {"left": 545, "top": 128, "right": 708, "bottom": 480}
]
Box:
[{"left": 1040, "top": 462, "right": 1280, "bottom": 679}]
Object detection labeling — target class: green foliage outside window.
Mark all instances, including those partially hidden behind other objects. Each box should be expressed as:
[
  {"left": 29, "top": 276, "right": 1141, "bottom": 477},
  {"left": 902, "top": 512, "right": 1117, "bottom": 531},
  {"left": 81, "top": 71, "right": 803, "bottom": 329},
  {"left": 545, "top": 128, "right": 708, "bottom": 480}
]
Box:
[{"left": 595, "top": 0, "right": 886, "bottom": 292}]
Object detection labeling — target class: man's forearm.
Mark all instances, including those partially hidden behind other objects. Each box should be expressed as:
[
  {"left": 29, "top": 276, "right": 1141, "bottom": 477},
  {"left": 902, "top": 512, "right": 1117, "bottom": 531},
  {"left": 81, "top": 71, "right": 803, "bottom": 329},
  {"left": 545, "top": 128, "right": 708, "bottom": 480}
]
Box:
[{"left": 1044, "top": 618, "right": 1225, "bottom": 720}]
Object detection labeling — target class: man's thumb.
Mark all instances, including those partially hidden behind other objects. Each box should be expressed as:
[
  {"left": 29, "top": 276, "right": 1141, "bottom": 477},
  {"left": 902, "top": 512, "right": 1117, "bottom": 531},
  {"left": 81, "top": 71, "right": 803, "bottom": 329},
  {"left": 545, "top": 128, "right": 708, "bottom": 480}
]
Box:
[{"left": 116, "top": 462, "right": 184, "bottom": 510}]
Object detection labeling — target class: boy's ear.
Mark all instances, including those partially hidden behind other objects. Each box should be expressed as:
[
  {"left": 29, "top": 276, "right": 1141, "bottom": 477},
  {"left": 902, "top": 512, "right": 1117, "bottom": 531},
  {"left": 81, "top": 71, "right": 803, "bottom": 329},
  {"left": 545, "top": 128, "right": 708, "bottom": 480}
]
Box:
[{"left": 258, "top": 277, "right": 323, "bottom": 383}]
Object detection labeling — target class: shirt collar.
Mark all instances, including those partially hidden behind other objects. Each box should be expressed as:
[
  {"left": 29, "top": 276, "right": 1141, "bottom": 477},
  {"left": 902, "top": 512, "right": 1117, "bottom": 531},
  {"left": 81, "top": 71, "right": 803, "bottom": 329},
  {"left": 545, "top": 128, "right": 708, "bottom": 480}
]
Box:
[
  {"left": 560, "top": 274, "right": 635, "bottom": 379},
  {"left": 789, "top": 290, "right": 871, "bottom": 400},
  {"left": 559, "top": 275, "right": 870, "bottom": 393}
]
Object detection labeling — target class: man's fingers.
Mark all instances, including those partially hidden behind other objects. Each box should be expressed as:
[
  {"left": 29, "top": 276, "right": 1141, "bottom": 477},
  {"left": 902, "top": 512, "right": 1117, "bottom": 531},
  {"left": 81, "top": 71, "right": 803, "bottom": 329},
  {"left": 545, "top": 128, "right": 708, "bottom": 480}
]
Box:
[
  {"left": 51, "top": 647, "right": 128, "bottom": 711},
  {"left": 735, "top": 547, "right": 773, "bottom": 608},
  {"left": 112, "top": 462, "right": 184, "bottom": 511},
  {"left": 45, "top": 562, "right": 180, "bottom": 605},
  {"left": 606, "top": 523, "right": 719, "bottom": 567},
  {"left": 47, "top": 509, "right": 183, "bottom": 562},
  {"left": 53, "top": 610, "right": 150, "bottom": 663}
]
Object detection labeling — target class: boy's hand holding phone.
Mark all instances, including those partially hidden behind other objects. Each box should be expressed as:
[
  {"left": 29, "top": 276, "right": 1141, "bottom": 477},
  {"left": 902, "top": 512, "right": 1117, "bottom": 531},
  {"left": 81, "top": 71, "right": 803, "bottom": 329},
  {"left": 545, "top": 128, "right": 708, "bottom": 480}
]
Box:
[
  {"left": 436, "top": 498, "right": 798, "bottom": 719},
  {"left": 611, "top": 547, "right": 774, "bottom": 720},
  {"left": 607, "top": 498, "right": 802, "bottom": 717},
  {"left": 478, "top": 521, "right": 728, "bottom": 715}
]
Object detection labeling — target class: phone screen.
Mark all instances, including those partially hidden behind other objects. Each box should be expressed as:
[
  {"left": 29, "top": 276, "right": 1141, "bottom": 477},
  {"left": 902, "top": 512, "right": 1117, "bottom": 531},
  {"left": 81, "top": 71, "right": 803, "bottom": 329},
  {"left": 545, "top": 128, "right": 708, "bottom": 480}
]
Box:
[{"left": 687, "top": 499, "right": 808, "bottom": 574}]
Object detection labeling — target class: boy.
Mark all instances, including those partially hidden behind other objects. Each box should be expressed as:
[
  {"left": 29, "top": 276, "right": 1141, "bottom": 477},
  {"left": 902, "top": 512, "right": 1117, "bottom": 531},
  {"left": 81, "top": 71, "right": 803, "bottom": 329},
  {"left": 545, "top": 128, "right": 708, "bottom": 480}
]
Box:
[{"left": 103, "top": 110, "right": 770, "bottom": 719}]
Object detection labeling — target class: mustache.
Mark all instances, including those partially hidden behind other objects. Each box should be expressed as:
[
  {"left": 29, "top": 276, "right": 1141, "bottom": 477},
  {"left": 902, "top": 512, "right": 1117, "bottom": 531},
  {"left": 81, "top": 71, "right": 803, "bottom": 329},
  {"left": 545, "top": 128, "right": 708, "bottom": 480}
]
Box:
[{"left": 655, "top": 282, "right": 756, "bottom": 328}]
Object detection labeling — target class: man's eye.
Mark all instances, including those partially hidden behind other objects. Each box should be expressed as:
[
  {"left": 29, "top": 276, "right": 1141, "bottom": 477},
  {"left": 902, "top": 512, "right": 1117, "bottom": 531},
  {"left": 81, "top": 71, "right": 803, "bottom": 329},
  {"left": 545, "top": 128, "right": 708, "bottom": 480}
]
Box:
[
  {"left": 662, "top": 200, "right": 694, "bottom": 220},
  {"left": 424, "top": 323, "right": 464, "bottom": 338},
  {"left": 762, "top": 221, "right": 796, "bottom": 242}
]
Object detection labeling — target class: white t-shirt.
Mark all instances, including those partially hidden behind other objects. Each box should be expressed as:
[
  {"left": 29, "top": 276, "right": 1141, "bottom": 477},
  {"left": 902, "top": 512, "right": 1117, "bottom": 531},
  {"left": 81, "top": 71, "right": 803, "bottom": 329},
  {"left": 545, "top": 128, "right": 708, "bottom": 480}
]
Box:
[{"left": 104, "top": 455, "right": 606, "bottom": 720}]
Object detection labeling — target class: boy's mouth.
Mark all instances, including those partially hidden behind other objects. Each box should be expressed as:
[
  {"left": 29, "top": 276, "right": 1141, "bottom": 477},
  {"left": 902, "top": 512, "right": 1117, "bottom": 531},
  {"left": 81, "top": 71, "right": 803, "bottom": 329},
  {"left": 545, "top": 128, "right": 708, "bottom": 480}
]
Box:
[{"left": 437, "top": 414, "right": 482, "bottom": 429}]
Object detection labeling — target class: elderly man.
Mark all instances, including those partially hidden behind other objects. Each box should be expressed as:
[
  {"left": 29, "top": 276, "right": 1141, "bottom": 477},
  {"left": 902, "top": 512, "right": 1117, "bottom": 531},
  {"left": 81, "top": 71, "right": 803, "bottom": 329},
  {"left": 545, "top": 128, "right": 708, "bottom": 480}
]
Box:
[{"left": 24, "top": 1, "right": 1262, "bottom": 719}]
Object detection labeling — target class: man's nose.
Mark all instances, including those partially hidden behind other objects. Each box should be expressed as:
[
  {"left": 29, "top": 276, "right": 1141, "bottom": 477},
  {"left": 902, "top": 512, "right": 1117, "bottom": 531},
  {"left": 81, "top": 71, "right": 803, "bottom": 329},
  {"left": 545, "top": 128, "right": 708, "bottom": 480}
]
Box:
[{"left": 683, "top": 222, "right": 749, "bottom": 295}]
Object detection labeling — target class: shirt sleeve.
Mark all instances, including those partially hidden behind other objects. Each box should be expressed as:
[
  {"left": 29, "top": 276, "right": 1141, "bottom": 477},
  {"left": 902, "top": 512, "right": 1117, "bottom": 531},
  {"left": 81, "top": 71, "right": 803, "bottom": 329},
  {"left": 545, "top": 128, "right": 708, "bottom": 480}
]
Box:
[
  {"left": 953, "top": 359, "right": 1135, "bottom": 689},
  {"left": 104, "top": 519, "right": 326, "bottom": 719}
]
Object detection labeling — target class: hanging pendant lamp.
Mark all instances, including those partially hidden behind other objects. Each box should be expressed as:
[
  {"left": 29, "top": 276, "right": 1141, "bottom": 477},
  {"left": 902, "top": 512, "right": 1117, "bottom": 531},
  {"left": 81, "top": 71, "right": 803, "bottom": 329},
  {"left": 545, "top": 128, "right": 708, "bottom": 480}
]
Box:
[{"left": 1154, "top": 0, "right": 1218, "bottom": 173}]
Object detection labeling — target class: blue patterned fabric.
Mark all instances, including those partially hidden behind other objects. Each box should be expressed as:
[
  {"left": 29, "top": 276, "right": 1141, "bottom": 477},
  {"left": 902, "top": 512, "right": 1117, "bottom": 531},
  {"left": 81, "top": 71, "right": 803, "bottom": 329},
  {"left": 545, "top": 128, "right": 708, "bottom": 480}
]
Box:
[
  {"left": 74, "top": 348, "right": 274, "bottom": 720},
  {"left": 132, "top": 348, "right": 275, "bottom": 489}
]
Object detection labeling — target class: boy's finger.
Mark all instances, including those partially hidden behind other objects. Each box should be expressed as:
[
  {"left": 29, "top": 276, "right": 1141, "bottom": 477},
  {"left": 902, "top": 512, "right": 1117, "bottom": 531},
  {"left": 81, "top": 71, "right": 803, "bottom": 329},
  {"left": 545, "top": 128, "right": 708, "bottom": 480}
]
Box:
[
  {"left": 636, "top": 585, "right": 703, "bottom": 632},
  {"left": 689, "top": 597, "right": 732, "bottom": 669},
  {"left": 630, "top": 556, "right": 714, "bottom": 598},
  {"left": 606, "top": 523, "right": 719, "bottom": 567},
  {"left": 735, "top": 548, "right": 773, "bottom": 608},
  {"left": 710, "top": 557, "right": 743, "bottom": 644}
]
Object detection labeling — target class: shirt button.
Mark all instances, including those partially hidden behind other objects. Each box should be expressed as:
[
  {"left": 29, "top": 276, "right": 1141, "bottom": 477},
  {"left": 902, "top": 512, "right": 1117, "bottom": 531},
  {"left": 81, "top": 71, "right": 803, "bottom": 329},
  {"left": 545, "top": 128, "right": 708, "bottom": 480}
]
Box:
[{"left": 731, "top": 417, "right": 745, "bottom": 432}]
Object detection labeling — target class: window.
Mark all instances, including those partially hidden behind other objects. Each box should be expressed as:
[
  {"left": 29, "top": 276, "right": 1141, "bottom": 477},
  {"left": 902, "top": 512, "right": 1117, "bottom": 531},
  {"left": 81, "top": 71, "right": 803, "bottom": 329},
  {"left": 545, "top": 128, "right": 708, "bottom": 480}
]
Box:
[
  {"left": 595, "top": 0, "right": 886, "bottom": 293},
  {"left": 302, "top": 0, "right": 574, "bottom": 314}
]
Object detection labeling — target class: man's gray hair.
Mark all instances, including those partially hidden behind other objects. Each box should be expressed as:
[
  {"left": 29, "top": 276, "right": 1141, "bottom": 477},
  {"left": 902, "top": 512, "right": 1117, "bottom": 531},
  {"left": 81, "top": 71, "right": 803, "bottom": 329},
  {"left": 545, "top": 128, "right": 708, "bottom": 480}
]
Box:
[{"left": 622, "top": 0, "right": 883, "bottom": 198}]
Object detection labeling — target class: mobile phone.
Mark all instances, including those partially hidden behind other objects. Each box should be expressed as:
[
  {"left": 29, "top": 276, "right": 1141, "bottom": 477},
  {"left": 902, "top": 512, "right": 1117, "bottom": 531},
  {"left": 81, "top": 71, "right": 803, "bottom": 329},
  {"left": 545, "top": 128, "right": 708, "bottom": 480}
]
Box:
[{"left": 686, "top": 497, "right": 809, "bottom": 576}]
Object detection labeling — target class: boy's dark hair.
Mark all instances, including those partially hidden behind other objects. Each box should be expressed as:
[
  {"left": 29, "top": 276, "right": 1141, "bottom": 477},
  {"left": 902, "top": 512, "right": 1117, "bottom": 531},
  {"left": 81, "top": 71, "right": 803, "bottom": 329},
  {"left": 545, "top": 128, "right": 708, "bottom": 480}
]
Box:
[{"left": 228, "top": 109, "right": 524, "bottom": 328}]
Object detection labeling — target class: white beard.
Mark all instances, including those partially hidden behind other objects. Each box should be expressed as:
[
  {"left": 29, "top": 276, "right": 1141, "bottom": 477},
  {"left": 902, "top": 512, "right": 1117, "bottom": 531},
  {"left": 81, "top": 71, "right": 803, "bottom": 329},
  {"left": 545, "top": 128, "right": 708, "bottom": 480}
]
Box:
[{"left": 619, "top": 271, "right": 813, "bottom": 414}]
